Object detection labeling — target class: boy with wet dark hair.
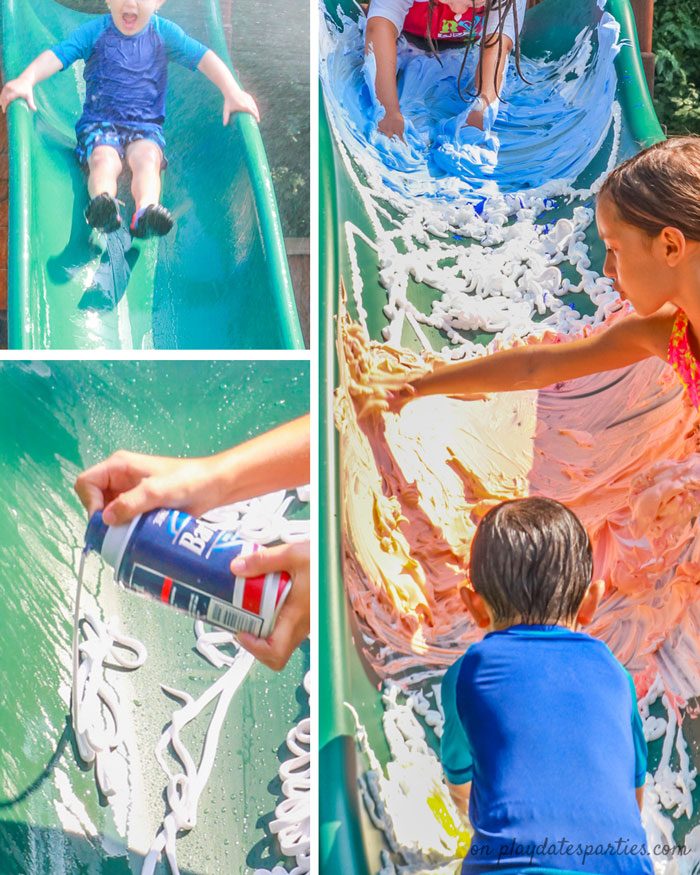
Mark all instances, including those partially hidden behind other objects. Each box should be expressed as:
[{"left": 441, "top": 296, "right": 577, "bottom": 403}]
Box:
[{"left": 441, "top": 497, "right": 652, "bottom": 874}]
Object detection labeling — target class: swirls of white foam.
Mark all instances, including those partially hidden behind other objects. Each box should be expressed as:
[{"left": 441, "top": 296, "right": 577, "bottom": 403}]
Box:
[
  {"left": 255, "top": 672, "right": 312, "bottom": 875},
  {"left": 143, "top": 488, "right": 311, "bottom": 874},
  {"left": 71, "top": 488, "right": 311, "bottom": 872},
  {"left": 641, "top": 678, "right": 698, "bottom": 820},
  {"left": 346, "top": 678, "right": 469, "bottom": 871},
  {"left": 71, "top": 552, "right": 147, "bottom": 801},
  {"left": 141, "top": 645, "right": 256, "bottom": 875},
  {"left": 201, "top": 488, "right": 311, "bottom": 544}
]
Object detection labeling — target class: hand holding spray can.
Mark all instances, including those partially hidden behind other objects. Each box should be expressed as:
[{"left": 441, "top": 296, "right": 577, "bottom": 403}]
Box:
[{"left": 84, "top": 508, "right": 291, "bottom": 637}]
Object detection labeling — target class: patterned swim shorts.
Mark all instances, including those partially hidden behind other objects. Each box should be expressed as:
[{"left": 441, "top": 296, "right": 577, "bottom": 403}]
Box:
[{"left": 75, "top": 121, "right": 168, "bottom": 168}]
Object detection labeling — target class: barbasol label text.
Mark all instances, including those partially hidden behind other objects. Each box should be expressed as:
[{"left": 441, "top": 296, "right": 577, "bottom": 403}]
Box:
[{"left": 176, "top": 519, "right": 218, "bottom": 556}]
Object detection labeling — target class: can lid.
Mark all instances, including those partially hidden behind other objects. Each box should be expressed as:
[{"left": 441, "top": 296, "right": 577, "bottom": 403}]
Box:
[
  {"left": 85, "top": 512, "right": 108, "bottom": 554},
  {"left": 102, "top": 514, "right": 141, "bottom": 572},
  {"left": 84, "top": 510, "right": 141, "bottom": 575}
]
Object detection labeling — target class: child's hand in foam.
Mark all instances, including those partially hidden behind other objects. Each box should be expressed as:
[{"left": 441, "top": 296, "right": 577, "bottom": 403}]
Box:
[
  {"left": 378, "top": 108, "right": 405, "bottom": 141},
  {"left": 386, "top": 383, "right": 416, "bottom": 413}
]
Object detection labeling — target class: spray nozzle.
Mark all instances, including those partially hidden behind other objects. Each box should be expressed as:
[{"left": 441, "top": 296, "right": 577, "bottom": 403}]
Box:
[{"left": 85, "top": 511, "right": 108, "bottom": 555}]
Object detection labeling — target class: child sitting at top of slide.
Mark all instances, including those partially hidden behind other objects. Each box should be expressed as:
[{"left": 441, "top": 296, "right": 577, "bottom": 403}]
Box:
[
  {"left": 0, "top": 0, "right": 259, "bottom": 239},
  {"left": 442, "top": 497, "right": 652, "bottom": 874},
  {"left": 365, "top": 0, "right": 528, "bottom": 140}
]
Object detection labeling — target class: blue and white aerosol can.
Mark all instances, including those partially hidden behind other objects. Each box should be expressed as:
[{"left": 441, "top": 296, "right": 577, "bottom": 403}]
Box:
[{"left": 84, "top": 508, "right": 291, "bottom": 637}]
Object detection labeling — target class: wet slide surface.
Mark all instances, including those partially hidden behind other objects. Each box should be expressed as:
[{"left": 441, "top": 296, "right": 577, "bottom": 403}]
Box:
[
  {"left": 2, "top": 0, "right": 303, "bottom": 350},
  {"left": 0, "top": 360, "right": 309, "bottom": 874},
  {"left": 320, "top": 0, "right": 700, "bottom": 872}
]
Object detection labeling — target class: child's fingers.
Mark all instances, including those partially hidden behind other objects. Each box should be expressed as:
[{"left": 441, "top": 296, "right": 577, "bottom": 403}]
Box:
[
  {"left": 74, "top": 477, "right": 105, "bottom": 517},
  {"left": 235, "top": 632, "right": 283, "bottom": 670},
  {"left": 229, "top": 104, "right": 260, "bottom": 125},
  {"left": 223, "top": 105, "right": 231, "bottom": 126},
  {"left": 230, "top": 542, "right": 296, "bottom": 577},
  {"left": 236, "top": 614, "right": 297, "bottom": 672},
  {"left": 103, "top": 476, "right": 170, "bottom": 526},
  {"left": 0, "top": 85, "right": 35, "bottom": 113},
  {"left": 74, "top": 460, "right": 117, "bottom": 514},
  {"left": 249, "top": 101, "right": 260, "bottom": 124}
]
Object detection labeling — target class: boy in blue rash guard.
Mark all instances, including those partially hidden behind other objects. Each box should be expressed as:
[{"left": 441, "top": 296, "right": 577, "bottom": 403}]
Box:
[
  {"left": 0, "top": 0, "right": 260, "bottom": 238},
  {"left": 441, "top": 497, "right": 653, "bottom": 875}
]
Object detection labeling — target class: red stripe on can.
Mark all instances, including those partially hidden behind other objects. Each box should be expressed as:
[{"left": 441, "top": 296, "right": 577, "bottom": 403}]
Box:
[
  {"left": 161, "top": 577, "right": 173, "bottom": 603},
  {"left": 242, "top": 574, "right": 265, "bottom": 614},
  {"left": 275, "top": 572, "right": 291, "bottom": 606}
]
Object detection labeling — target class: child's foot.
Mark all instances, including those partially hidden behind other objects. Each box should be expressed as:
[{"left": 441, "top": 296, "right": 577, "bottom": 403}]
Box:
[
  {"left": 130, "top": 204, "right": 174, "bottom": 239},
  {"left": 85, "top": 193, "right": 122, "bottom": 233}
]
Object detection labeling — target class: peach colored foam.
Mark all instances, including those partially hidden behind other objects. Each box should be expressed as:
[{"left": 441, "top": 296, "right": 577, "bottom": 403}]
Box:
[{"left": 336, "top": 295, "right": 700, "bottom": 701}]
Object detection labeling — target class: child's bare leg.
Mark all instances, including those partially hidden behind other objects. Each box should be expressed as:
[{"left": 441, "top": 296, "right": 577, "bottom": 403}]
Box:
[
  {"left": 85, "top": 146, "right": 123, "bottom": 231},
  {"left": 126, "top": 139, "right": 173, "bottom": 238},
  {"left": 125, "top": 139, "right": 162, "bottom": 210},
  {"left": 466, "top": 34, "right": 513, "bottom": 130},
  {"left": 87, "top": 145, "right": 122, "bottom": 198}
]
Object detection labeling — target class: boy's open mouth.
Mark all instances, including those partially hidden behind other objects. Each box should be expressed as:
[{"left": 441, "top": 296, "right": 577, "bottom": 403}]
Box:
[{"left": 122, "top": 13, "right": 138, "bottom": 29}]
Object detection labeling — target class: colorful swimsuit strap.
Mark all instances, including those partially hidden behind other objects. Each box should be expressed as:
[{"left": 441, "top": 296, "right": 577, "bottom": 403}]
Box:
[{"left": 667, "top": 308, "right": 700, "bottom": 408}]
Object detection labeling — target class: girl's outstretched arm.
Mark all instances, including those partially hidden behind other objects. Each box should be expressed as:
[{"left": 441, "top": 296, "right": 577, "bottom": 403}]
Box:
[
  {"left": 399, "top": 308, "right": 676, "bottom": 405},
  {"left": 0, "top": 51, "right": 62, "bottom": 113},
  {"left": 365, "top": 16, "right": 404, "bottom": 140}
]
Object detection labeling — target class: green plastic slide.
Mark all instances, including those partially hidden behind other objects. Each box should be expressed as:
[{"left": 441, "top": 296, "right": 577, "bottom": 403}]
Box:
[
  {"left": 0, "top": 359, "right": 310, "bottom": 873},
  {"left": 319, "top": 0, "right": 677, "bottom": 871},
  {"left": 2, "top": 0, "right": 303, "bottom": 350}
]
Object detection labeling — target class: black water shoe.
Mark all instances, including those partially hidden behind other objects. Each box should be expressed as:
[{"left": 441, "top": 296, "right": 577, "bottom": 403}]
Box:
[
  {"left": 84, "top": 193, "right": 122, "bottom": 233},
  {"left": 130, "top": 204, "right": 174, "bottom": 239}
]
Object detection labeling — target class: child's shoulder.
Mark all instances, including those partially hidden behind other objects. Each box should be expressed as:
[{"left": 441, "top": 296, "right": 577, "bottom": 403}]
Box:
[
  {"left": 152, "top": 15, "right": 191, "bottom": 38},
  {"left": 442, "top": 636, "right": 492, "bottom": 684},
  {"left": 443, "top": 650, "right": 468, "bottom": 683},
  {"left": 54, "top": 13, "right": 112, "bottom": 65},
  {"left": 466, "top": 626, "right": 624, "bottom": 667}
]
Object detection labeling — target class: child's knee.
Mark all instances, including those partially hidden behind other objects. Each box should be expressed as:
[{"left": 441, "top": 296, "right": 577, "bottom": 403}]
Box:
[
  {"left": 89, "top": 146, "right": 122, "bottom": 173},
  {"left": 128, "top": 141, "right": 163, "bottom": 171}
]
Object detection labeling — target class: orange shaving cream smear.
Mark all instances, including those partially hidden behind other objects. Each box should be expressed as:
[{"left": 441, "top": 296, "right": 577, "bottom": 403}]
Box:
[{"left": 336, "top": 297, "right": 700, "bottom": 699}]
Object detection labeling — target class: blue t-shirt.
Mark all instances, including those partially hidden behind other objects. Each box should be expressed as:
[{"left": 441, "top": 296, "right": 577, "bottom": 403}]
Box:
[
  {"left": 441, "top": 626, "right": 652, "bottom": 875},
  {"left": 51, "top": 15, "right": 208, "bottom": 129}
]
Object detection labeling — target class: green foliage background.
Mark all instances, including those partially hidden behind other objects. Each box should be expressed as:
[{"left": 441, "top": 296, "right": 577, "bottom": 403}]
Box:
[{"left": 653, "top": 0, "right": 700, "bottom": 133}]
